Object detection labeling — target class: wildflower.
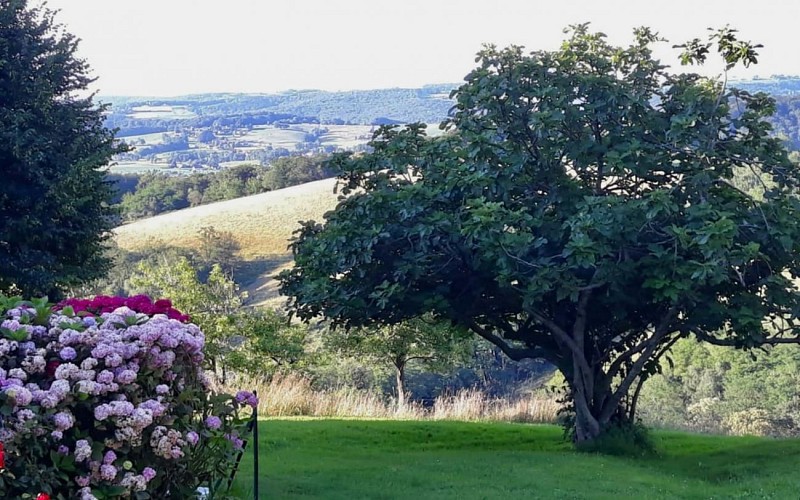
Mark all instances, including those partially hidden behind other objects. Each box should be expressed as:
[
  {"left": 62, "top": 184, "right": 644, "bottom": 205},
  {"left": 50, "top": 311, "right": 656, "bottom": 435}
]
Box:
[
  {"left": 53, "top": 411, "right": 75, "bottom": 431},
  {"left": 205, "top": 416, "right": 222, "bottom": 430},
  {"left": 100, "top": 464, "right": 117, "bottom": 481},
  {"left": 44, "top": 360, "right": 60, "bottom": 378},
  {"left": 75, "top": 439, "right": 91, "bottom": 462},
  {"left": 225, "top": 433, "right": 244, "bottom": 450},
  {"left": 142, "top": 467, "right": 156, "bottom": 481},
  {"left": 5, "top": 386, "right": 32, "bottom": 406},
  {"left": 235, "top": 390, "right": 259, "bottom": 408},
  {"left": 186, "top": 431, "right": 199, "bottom": 446}
]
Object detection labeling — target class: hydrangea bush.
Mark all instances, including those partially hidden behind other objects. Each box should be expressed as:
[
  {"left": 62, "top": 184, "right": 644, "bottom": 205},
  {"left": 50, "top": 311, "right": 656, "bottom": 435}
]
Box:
[{"left": 0, "top": 295, "right": 256, "bottom": 499}]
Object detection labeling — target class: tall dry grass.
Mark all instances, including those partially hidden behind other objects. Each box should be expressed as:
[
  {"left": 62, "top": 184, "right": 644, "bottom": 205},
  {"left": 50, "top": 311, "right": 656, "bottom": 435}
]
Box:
[
  {"left": 432, "top": 388, "right": 560, "bottom": 423},
  {"left": 223, "top": 373, "right": 560, "bottom": 423}
]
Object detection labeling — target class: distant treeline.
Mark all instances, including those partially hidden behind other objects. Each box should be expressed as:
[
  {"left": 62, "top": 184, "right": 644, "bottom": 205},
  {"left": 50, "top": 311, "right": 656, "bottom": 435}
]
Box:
[
  {"left": 110, "top": 154, "right": 334, "bottom": 221},
  {"left": 103, "top": 84, "right": 456, "bottom": 130},
  {"left": 770, "top": 96, "right": 800, "bottom": 151},
  {"left": 107, "top": 111, "right": 320, "bottom": 136}
]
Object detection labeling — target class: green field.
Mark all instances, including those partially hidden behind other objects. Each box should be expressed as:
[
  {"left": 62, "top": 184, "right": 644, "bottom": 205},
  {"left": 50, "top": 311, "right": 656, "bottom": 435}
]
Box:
[
  {"left": 120, "top": 132, "right": 167, "bottom": 145},
  {"left": 108, "top": 161, "right": 172, "bottom": 174},
  {"left": 128, "top": 104, "right": 197, "bottom": 119},
  {"left": 228, "top": 420, "right": 800, "bottom": 499},
  {"left": 238, "top": 124, "right": 375, "bottom": 150}
]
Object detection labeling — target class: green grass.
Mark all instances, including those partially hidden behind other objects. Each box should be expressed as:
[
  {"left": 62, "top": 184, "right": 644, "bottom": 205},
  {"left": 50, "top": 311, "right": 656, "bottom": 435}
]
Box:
[{"left": 228, "top": 419, "right": 800, "bottom": 499}]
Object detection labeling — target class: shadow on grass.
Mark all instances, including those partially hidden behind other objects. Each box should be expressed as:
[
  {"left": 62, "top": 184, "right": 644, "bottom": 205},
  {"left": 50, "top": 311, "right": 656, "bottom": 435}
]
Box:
[
  {"left": 234, "top": 254, "right": 294, "bottom": 286},
  {"left": 648, "top": 432, "right": 800, "bottom": 484}
]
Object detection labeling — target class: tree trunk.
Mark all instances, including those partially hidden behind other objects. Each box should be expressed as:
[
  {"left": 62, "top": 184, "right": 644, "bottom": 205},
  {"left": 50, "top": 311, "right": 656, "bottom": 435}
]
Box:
[
  {"left": 394, "top": 358, "right": 406, "bottom": 409},
  {"left": 568, "top": 366, "right": 639, "bottom": 444},
  {"left": 571, "top": 371, "right": 601, "bottom": 443}
]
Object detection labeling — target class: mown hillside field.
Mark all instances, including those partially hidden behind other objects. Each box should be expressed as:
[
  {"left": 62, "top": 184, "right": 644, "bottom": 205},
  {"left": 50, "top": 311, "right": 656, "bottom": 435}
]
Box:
[{"left": 113, "top": 178, "right": 340, "bottom": 306}]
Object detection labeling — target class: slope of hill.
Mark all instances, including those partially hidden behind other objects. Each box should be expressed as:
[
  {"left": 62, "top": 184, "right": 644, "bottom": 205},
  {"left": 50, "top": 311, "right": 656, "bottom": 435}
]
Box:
[{"left": 113, "top": 178, "right": 340, "bottom": 307}]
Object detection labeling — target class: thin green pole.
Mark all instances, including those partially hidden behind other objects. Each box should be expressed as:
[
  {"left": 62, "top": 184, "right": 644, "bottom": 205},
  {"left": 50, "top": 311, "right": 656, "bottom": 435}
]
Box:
[{"left": 253, "top": 390, "right": 259, "bottom": 499}]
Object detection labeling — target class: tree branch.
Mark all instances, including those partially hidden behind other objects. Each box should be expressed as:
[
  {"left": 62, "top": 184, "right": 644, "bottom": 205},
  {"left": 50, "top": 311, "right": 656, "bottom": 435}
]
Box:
[
  {"left": 467, "top": 320, "right": 548, "bottom": 361},
  {"left": 529, "top": 309, "right": 593, "bottom": 376},
  {"left": 600, "top": 306, "right": 679, "bottom": 423},
  {"left": 690, "top": 327, "right": 800, "bottom": 346}
]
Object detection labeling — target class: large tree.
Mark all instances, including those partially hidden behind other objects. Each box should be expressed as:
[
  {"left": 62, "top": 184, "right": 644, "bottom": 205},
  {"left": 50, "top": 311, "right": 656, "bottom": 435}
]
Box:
[
  {"left": 279, "top": 25, "right": 800, "bottom": 443},
  {"left": 0, "top": 0, "right": 122, "bottom": 297}
]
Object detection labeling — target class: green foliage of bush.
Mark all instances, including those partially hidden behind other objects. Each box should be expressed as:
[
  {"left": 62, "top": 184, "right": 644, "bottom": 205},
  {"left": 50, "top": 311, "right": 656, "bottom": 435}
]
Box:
[
  {"left": 577, "top": 421, "right": 658, "bottom": 458},
  {"left": 638, "top": 338, "right": 800, "bottom": 436}
]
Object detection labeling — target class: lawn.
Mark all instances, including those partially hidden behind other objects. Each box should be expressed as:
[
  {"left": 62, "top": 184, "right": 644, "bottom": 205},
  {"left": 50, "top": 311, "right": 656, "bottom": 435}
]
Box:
[{"left": 228, "top": 419, "right": 800, "bottom": 499}]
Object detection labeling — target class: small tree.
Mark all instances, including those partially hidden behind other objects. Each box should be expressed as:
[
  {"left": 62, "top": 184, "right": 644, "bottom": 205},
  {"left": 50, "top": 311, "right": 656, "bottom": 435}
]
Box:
[
  {"left": 280, "top": 26, "right": 800, "bottom": 443},
  {"left": 225, "top": 309, "right": 309, "bottom": 377},
  {"left": 0, "top": 0, "right": 124, "bottom": 296},
  {"left": 327, "top": 317, "right": 471, "bottom": 407},
  {"left": 197, "top": 226, "right": 241, "bottom": 274},
  {"left": 131, "top": 255, "right": 245, "bottom": 379},
  {"left": 264, "top": 154, "right": 334, "bottom": 190}
]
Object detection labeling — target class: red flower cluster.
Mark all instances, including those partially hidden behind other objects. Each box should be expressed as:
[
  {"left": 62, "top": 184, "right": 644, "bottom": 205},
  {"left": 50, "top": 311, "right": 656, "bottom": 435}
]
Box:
[{"left": 57, "top": 295, "right": 190, "bottom": 322}]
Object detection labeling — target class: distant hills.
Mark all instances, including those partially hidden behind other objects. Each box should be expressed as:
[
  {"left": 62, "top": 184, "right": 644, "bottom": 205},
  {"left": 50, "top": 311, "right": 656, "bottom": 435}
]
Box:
[
  {"left": 102, "top": 83, "right": 458, "bottom": 129},
  {"left": 730, "top": 76, "right": 800, "bottom": 95},
  {"left": 103, "top": 84, "right": 458, "bottom": 173},
  {"left": 110, "top": 76, "right": 800, "bottom": 307},
  {"left": 103, "top": 77, "right": 800, "bottom": 173}
]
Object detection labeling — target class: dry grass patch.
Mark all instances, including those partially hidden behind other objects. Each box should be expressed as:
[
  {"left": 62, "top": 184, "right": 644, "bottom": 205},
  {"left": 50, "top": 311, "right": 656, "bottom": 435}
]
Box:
[
  {"left": 222, "top": 373, "right": 560, "bottom": 423},
  {"left": 113, "top": 178, "right": 341, "bottom": 306},
  {"left": 432, "top": 388, "right": 560, "bottom": 423},
  {"left": 114, "top": 178, "right": 339, "bottom": 258}
]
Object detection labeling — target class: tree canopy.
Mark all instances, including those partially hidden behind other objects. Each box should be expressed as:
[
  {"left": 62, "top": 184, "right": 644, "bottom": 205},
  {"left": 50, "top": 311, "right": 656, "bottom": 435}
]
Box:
[
  {"left": 279, "top": 25, "right": 800, "bottom": 443},
  {"left": 0, "top": 0, "right": 122, "bottom": 296}
]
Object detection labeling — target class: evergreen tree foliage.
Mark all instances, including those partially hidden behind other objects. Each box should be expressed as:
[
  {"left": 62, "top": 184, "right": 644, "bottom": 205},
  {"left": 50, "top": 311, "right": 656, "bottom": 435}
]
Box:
[{"left": 0, "top": 0, "right": 122, "bottom": 296}]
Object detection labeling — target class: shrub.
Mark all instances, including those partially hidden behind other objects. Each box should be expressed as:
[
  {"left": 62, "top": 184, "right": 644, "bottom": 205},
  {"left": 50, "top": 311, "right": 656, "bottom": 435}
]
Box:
[
  {"left": 0, "top": 296, "right": 256, "bottom": 499},
  {"left": 723, "top": 408, "right": 796, "bottom": 438},
  {"left": 686, "top": 397, "right": 724, "bottom": 434},
  {"left": 576, "top": 421, "right": 657, "bottom": 458}
]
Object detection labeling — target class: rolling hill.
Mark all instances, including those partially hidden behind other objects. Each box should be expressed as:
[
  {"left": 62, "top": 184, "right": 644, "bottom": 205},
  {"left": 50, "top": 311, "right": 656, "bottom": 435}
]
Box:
[{"left": 113, "top": 178, "right": 340, "bottom": 307}]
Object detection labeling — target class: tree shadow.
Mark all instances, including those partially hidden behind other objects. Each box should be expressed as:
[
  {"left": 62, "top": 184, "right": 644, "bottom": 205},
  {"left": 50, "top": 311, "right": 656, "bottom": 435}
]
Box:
[
  {"left": 234, "top": 254, "right": 295, "bottom": 307},
  {"left": 647, "top": 433, "right": 800, "bottom": 483}
]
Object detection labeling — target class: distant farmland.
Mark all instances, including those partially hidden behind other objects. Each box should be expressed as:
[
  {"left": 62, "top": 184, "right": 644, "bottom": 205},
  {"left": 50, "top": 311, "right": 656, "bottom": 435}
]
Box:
[{"left": 109, "top": 123, "right": 376, "bottom": 174}]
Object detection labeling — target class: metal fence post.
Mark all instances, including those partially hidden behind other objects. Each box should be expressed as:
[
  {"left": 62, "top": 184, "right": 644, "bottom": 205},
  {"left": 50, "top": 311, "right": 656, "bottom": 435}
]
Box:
[{"left": 253, "top": 390, "right": 259, "bottom": 499}]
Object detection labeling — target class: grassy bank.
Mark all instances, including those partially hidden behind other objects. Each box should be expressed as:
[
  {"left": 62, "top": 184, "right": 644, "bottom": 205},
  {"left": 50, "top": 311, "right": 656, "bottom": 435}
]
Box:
[{"left": 228, "top": 420, "right": 800, "bottom": 499}]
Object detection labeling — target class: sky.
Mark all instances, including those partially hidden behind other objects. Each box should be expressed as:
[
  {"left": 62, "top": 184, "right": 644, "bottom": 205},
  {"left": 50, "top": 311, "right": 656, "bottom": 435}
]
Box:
[{"left": 44, "top": 0, "right": 799, "bottom": 97}]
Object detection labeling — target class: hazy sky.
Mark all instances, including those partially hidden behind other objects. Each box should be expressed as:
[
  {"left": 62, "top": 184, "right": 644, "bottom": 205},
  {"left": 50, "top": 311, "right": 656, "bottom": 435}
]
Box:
[{"left": 44, "top": 0, "right": 798, "bottom": 96}]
